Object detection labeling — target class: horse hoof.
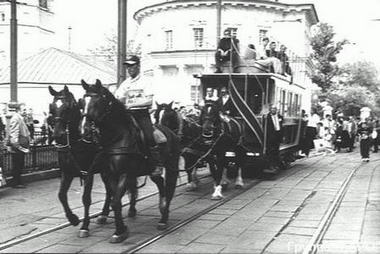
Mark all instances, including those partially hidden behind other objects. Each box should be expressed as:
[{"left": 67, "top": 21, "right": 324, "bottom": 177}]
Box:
[
  {"left": 186, "top": 182, "right": 197, "bottom": 191},
  {"left": 109, "top": 230, "right": 129, "bottom": 243},
  {"left": 211, "top": 195, "right": 223, "bottom": 200},
  {"left": 157, "top": 222, "right": 168, "bottom": 230},
  {"left": 128, "top": 208, "right": 137, "bottom": 218},
  {"left": 68, "top": 214, "right": 80, "bottom": 226},
  {"left": 96, "top": 215, "right": 108, "bottom": 224},
  {"left": 78, "top": 229, "right": 89, "bottom": 238},
  {"left": 235, "top": 184, "right": 243, "bottom": 189}
]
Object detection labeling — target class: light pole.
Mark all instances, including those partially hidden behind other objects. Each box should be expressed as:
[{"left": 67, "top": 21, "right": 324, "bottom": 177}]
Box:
[
  {"left": 10, "top": 0, "right": 18, "bottom": 105},
  {"left": 117, "top": 0, "right": 127, "bottom": 85},
  {"left": 216, "top": 0, "right": 222, "bottom": 47}
]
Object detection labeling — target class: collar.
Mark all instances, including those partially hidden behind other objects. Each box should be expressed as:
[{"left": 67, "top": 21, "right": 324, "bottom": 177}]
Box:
[{"left": 130, "top": 74, "right": 141, "bottom": 83}]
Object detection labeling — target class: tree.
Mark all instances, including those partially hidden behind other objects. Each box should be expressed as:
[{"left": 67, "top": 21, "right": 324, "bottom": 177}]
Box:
[
  {"left": 88, "top": 32, "right": 141, "bottom": 65},
  {"left": 339, "top": 61, "right": 379, "bottom": 93},
  {"left": 326, "top": 60, "right": 380, "bottom": 116},
  {"left": 310, "top": 23, "right": 348, "bottom": 92}
]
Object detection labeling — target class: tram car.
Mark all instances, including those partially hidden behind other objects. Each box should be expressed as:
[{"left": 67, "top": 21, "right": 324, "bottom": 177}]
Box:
[{"left": 194, "top": 63, "right": 305, "bottom": 174}]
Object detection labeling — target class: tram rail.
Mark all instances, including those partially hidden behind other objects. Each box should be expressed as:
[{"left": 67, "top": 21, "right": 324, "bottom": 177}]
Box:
[{"left": 302, "top": 157, "right": 380, "bottom": 254}]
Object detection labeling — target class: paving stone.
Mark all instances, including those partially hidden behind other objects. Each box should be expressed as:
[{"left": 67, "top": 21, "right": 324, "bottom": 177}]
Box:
[
  {"left": 38, "top": 243, "right": 85, "bottom": 253},
  {"left": 194, "top": 232, "right": 238, "bottom": 245},
  {"left": 198, "top": 214, "right": 230, "bottom": 221},
  {"left": 281, "top": 226, "right": 316, "bottom": 236},
  {"left": 209, "top": 208, "right": 237, "bottom": 216},
  {"left": 177, "top": 242, "right": 226, "bottom": 253}
]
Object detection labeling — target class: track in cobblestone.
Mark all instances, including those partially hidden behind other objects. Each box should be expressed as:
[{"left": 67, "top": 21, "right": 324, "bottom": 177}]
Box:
[
  {"left": 0, "top": 173, "right": 210, "bottom": 251},
  {"left": 0, "top": 155, "right": 325, "bottom": 253},
  {"left": 127, "top": 156, "right": 327, "bottom": 253},
  {"left": 302, "top": 158, "right": 380, "bottom": 254},
  {"left": 127, "top": 178, "right": 263, "bottom": 253}
]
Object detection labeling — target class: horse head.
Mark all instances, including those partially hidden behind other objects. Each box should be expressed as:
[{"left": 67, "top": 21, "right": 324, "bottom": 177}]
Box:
[
  {"left": 200, "top": 101, "right": 221, "bottom": 139},
  {"left": 48, "top": 85, "right": 81, "bottom": 146},
  {"left": 154, "top": 101, "right": 179, "bottom": 131}
]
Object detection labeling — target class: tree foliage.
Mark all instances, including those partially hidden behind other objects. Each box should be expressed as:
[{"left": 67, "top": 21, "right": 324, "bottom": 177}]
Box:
[
  {"left": 325, "top": 60, "right": 380, "bottom": 116},
  {"left": 310, "top": 23, "right": 348, "bottom": 92},
  {"left": 88, "top": 32, "right": 141, "bottom": 65}
]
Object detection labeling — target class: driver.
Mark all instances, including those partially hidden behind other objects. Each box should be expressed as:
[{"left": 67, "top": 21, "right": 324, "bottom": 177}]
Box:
[{"left": 114, "top": 55, "right": 166, "bottom": 173}]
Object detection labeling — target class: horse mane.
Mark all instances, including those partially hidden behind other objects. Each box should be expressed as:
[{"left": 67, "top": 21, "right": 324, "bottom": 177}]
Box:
[{"left": 102, "top": 86, "right": 133, "bottom": 127}]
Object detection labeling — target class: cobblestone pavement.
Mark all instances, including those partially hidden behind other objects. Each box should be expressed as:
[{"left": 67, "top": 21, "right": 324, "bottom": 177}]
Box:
[{"left": 0, "top": 150, "right": 379, "bottom": 253}]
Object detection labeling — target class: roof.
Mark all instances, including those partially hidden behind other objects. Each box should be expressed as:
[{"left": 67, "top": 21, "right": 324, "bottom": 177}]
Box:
[
  {"left": 0, "top": 47, "right": 117, "bottom": 85},
  {"left": 134, "top": 0, "right": 319, "bottom": 25}
]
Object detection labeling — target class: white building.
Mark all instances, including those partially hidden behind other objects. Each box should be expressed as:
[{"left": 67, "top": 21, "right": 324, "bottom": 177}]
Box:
[
  {"left": 0, "top": 0, "right": 54, "bottom": 68},
  {"left": 132, "top": 0, "right": 318, "bottom": 111}
]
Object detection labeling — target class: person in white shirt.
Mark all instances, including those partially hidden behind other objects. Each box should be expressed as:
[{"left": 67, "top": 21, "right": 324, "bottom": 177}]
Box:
[{"left": 113, "top": 55, "right": 165, "bottom": 171}]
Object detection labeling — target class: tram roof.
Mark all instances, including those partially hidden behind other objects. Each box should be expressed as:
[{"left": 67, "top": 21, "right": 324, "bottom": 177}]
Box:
[{"left": 193, "top": 73, "right": 305, "bottom": 90}]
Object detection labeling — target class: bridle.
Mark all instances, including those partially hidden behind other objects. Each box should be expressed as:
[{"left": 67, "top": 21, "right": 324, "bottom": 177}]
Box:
[{"left": 83, "top": 92, "right": 113, "bottom": 124}]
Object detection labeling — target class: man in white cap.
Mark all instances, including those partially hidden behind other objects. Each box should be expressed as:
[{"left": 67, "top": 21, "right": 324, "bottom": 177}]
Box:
[{"left": 114, "top": 55, "right": 165, "bottom": 172}]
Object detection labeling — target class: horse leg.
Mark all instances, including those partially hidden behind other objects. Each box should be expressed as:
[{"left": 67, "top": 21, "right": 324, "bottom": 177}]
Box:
[
  {"left": 209, "top": 160, "right": 224, "bottom": 200},
  {"left": 157, "top": 157, "right": 179, "bottom": 230},
  {"left": 58, "top": 173, "right": 80, "bottom": 226},
  {"left": 127, "top": 177, "right": 138, "bottom": 218},
  {"left": 235, "top": 166, "right": 244, "bottom": 189},
  {"left": 96, "top": 173, "right": 112, "bottom": 225},
  {"left": 79, "top": 174, "right": 94, "bottom": 238},
  {"left": 149, "top": 168, "right": 167, "bottom": 230},
  {"left": 109, "top": 173, "right": 129, "bottom": 243}
]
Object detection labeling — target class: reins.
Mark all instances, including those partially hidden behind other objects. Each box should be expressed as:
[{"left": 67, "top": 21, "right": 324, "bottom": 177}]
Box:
[{"left": 179, "top": 130, "right": 224, "bottom": 172}]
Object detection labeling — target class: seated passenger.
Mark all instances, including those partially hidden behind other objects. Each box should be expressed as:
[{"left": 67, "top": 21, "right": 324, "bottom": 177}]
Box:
[
  {"left": 215, "top": 29, "right": 239, "bottom": 73},
  {"left": 278, "top": 45, "right": 293, "bottom": 77},
  {"left": 243, "top": 44, "right": 257, "bottom": 61},
  {"left": 256, "top": 40, "right": 282, "bottom": 74}
]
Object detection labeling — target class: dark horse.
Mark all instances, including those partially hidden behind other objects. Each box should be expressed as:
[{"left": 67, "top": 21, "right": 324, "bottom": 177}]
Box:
[
  {"left": 181, "top": 100, "right": 245, "bottom": 199},
  {"left": 48, "top": 85, "right": 112, "bottom": 238},
  {"left": 80, "top": 79, "right": 180, "bottom": 243},
  {"left": 154, "top": 102, "right": 203, "bottom": 190}
]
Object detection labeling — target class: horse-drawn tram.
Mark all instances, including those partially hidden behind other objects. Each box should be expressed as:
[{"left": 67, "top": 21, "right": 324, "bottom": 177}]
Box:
[{"left": 193, "top": 66, "right": 305, "bottom": 174}]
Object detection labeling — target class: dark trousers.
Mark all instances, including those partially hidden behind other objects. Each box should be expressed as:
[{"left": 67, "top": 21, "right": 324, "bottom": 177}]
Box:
[
  {"left": 303, "top": 127, "right": 316, "bottom": 156},
  {"left": 267, "top": 131, "right": 281, "bottom": 167},
  {"left": 360, "top": 139, "right": 370, "bottom": 159},
  {"left": 130, "top": 109, "right": 156, "bottom": 147},
  {"left": 11, "top": 151, "right": 25, "bottom": 186},
  {"left": 373, "top": 135, "right": 379, "bottom": 152},
  {"left": 215, "top": 51, "right": 238, "bottom": 70}
]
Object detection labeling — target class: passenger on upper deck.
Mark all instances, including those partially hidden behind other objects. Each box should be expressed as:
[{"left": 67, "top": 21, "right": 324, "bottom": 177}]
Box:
[
  {"left": 214, "top": 29, "right": 239, "bottom": 73},
  {"left": 278, "top": 45, "right": 292, "bottom": 77},
  {"left": 257, "top": 37, "right": 269, "bottom": 60},
  {"left": 243, "top": 44, "right": 257, "bottom": 61},
  {"left": 256, "top": 40, "right": 282, "bottom": 74}
]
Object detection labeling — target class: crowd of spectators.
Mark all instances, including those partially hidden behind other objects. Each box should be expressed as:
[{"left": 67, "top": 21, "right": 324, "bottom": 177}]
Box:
[{"left": 299, "top": 108, "right": 380, "bottom": 161}]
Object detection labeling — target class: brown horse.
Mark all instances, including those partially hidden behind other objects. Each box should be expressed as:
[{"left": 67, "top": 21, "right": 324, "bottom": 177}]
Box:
[
  {"left": 48, "top": 85, "right": 112, "bottom": 238},
  {"left": 80, "top": 79, "right": 180, "bottom": 243}
]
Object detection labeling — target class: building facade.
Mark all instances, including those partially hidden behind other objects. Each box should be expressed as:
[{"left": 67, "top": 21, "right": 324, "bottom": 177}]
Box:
[
  {"left": 0, "top": 0, "right": 54, "bottom": 68},
  {"left": 133, "top": 0, "right": 318, "bottom": 111}
]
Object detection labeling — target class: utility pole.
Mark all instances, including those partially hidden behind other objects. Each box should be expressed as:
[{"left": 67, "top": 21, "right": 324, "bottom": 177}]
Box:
[
  {"left": 10, "top": 0, "right": 18, "bottom": 105},
  {"left": 67, "top": 26, "right": 72, "bottom": 51},
  {"left": 117, "top": 0, "right": 127, "bottom": 85},
  {"left": 216, "top": 0, "right": 222, "bottom": 47}
]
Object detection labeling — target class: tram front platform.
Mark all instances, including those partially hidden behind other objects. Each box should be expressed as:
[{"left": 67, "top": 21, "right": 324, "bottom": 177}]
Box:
[{"left": 0, "top": 150, "right": 379, "bottom": 253}]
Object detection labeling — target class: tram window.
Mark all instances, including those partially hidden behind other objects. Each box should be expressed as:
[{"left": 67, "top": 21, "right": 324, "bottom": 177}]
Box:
[
  {"left": 294, "top": 94, "right": 299, "bottom": 116},
  {"left": 288, "top": 92, "right": 293, "bottom": 116},
  {"left": 280, "top": 90, "right": 286, "bottom": 115}
]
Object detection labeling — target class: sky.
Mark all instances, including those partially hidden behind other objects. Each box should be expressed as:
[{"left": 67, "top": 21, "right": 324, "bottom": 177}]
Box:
[{"left": 52, "top": 0, "right": 380, "bottom": 71}]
